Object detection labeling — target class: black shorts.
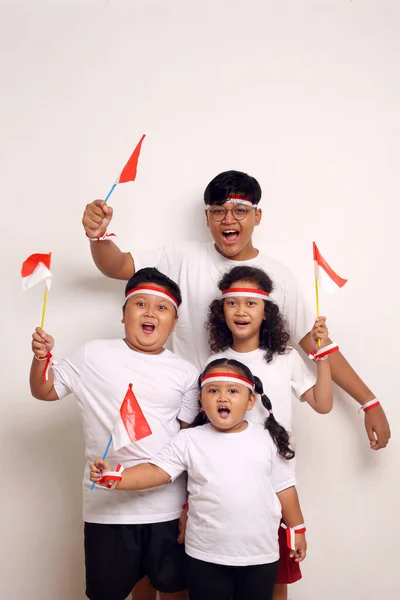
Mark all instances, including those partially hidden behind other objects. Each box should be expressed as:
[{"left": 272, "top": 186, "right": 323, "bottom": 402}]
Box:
[
  {"left": 186, "top": 555, "right": 279, "bottom": 600},
  {"left": 84, "top": 520, "right": 186, "bottom": 600}
]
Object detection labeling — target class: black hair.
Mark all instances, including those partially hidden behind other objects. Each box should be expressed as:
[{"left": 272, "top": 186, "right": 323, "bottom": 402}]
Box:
[
  {"left": 207, "top": 266, "right": 290, "bottom": 363},
  {"left": 191, "top": 358, "right": 294, "bottom": 460},
  {"left": 124, "top": 267, "right": 182, "bottom": 309},
  {"left": 204, "top": 170, "right": 262, "bottom": 206}
]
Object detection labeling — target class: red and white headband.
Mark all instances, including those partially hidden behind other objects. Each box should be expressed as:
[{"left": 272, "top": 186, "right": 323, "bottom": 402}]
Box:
[
  {"left": 201, "top": 371, "right": 255, "bottom": 391},
  {"left": 225, "top": 193, "right": 254, "bottom": 208},
  {"left": 125, "top": 285, "right": 179, "bottom": 310},
  {"left": 222, "top": 287, "right": 270, "bottom": 300}
]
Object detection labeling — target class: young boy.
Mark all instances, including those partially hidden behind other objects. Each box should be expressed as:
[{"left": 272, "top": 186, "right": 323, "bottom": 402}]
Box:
[
  {"left": 30, "top": 267, "right": 199, "bottom": 600},
  {"left": 82, "top": 170, "right": 390, "bottom": 453}
]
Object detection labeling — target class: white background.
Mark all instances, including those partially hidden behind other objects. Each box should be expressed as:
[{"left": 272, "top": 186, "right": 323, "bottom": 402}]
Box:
[{"left": 1, "top": 1, "right": 399, "bottom": 598}]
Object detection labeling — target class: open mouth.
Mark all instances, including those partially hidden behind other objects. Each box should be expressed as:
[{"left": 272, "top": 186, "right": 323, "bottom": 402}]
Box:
[
  {"left": 234, "top": 320, "right": 250, "bottom": 328},
  {"left": 217, "top": 406, "right": 231, "bottom": 419},
  {"left": 141, "top": 322, "right": 155, "bottom": 334},
  {"left": 222, "top": 230, "right": 239, "bottom": 244}
]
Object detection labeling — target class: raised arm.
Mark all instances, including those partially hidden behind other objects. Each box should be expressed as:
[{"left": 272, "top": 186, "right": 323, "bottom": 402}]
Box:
[
  {"left": 82, "top": 200, "right": 135, "bottom": 280},
  {"left": 301, "top": 317, "right": 333, "bottom": 414},
  {"left": 30, "top": 328, "right": 58, "bottom": 401}
]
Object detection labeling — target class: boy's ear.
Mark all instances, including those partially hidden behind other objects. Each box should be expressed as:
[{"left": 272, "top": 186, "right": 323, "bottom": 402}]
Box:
[
  {"left": 171, "top": 315, "right": 179, "bottom": 332},
  {"left": 247, "top": 392, "right": 257, "bottom": 411},
  {"left": 255, "top": 207, "right": 262, "bottom": 226},
  {"left": 205, "top": 208, "right": 210, "bottom": 228},
  {"left": 121, "top": 308, "right": 125, "bottom": 324}
]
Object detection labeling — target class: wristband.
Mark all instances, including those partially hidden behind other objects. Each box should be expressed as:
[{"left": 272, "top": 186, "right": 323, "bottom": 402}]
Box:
[
  {"left": 98, "top": 464, "right": 124, "bottom": 489},
  {"left": 359, "top": 399, "right": 380, "bottom": 413},
  {"left": 281, "top": 522, "right": 307, "bottom": 551},
  {"left": 309, "top": 342, "right": 339, "bottom": 362},
  {"left": 86, "top": 230, "right": 116, "bottom": 242},
  {"left": 182, "top": 502, "right": 188, "bottom": 510},
  {"left": 35, "top": 352, "right": 53, "bottom": 382}
]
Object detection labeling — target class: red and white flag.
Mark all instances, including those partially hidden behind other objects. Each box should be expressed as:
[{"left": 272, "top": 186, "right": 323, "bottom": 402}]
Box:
[
  {"left": 116, "top": 134, "right": 146, "bottom": 184},
  {"left": 313, "top": 242, "right": 347, "bottom": 293},
  {"left": 112, "top": 383, "right": 152, "bottom": 451},
  {"left": 21, "top": 253, "right": 52, "bottom": 291}
]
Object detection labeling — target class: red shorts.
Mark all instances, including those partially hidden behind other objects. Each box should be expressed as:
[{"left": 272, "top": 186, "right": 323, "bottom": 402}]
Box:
[{"left": 275, "top": 524, "right": 302, "bottom": 585}]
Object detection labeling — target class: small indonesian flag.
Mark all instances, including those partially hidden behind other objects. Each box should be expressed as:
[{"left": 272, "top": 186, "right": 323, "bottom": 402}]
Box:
[
  {"left": 21, "top": 253, "right": 52, "bottom": 291},
  {"left": 116, "top": 134, "right": 146, "bottom": 184},
  {"left": 112, "top": 384, "right": 152, "bottom": 451},
  {"left": 313, "top": 242, "right": 347, "bottom": 293}
]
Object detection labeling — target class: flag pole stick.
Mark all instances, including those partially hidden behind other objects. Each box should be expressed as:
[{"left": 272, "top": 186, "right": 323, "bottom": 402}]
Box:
[
  {"left": 104, "top": 183, "right": 116, "bottom": 203},
  {"left": 40, "top": 288, "right": 48, "bottom": 330},
  {"left": 90, "top": 435, "right": 113, "bottom": 491},
  {"left": 314, "top": 274, "right": 321, "bottom": 347}
]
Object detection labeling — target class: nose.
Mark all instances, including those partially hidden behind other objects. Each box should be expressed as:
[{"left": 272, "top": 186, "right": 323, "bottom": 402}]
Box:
[
  {"left": 221, "top": 208, "right": 236, "bottom": 224},
  {"left": 144, "top": 308, "right": 155, "bottom": 318},
  {"left": 234, "top": 301, "right": 247, "bottom": 315}
]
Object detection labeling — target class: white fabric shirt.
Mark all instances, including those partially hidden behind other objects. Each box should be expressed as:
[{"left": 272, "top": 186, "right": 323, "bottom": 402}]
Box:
[
  {"left": 133, "top": 241, "right": 314, "bottom": 369},
  {"left": 209, "top": 347, "right": 316, "bottom": 432},
  {"left": 151, "top": 422, "right": 296, "bottom": 566},
  {"left": 52, "top": 339, "right": 199, "bottom": 524}
]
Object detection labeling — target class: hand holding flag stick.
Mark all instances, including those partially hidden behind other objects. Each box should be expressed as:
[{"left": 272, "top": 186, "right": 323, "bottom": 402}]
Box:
[
  {"left": 103, "top": 134, "right": 146, "bottom": 204},
  {"left": 313, "top": 242, "right": 347, "bottom": 346}
]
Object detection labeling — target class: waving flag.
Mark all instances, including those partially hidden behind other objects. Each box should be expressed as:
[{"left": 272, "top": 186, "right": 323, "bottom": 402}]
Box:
[
  {"left": 104, "top": 134, "right": 146, "bottom": 202},
  {"left": 21, "top": 253, "right": 52, "bottom": 291},
  {"left": 112, "top": 384, "right": 152, "bottom": 451},
  {"left": 313, "top": 242, "right": 347, "bottom": 294}
]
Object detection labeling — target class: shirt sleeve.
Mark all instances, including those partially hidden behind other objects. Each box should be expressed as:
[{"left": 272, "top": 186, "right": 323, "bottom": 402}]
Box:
[
  {"left": 132, "top": 244, "right": 184, "bottom": 284},
  {"left": 178, "top": 366, "right": 201, "bottom": 425},
  {"left": 51, "top": 344, "right": 86, "bottom": 399},
  {"left": 271, "top": 453, "right": 297, "bottom": 494},
  {"left": 289, "top": 349, "right": 316, "bottom": 402},
  {"left": 149, "top": 431, "right": 188, "bottom": 482},
  {"left": 280, "top": 270, "right": 314, "bottom": 344}
]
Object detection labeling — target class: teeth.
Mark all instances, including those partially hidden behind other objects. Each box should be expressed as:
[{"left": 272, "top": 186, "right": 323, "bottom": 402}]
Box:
[{"left": 223, "top": 230, "right": 237, "bottom": 234}]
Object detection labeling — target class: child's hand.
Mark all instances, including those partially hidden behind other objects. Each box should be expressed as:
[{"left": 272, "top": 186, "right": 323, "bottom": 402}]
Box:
[
  {"left": 90, "top": 459, "right": 112, "bottom": 484},
  {"left": 311, "top": 316, "right": 329, "bottom": 350},
  {"left": 32, "top": 327, "right": 54, "bottom": 357},
  {"left": 82, "top": 200, "right": 113, "bottom": 239},
  {"left": 290, "top": 532, "right": 307, "bottom": 562}
]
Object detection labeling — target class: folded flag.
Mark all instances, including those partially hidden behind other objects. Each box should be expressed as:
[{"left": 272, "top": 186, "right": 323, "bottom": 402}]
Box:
[
  {"left": 117, "top": 134, "right": 146, "bottom": 184},
  {"left": 21, "top": 253, "right": 52, "bottom": 291},
  {"left": 313, "top": 242, "right": 347, "bottom": 293},
  {"left": 112, "top": 383, "right": 152, "bottom": 451}
]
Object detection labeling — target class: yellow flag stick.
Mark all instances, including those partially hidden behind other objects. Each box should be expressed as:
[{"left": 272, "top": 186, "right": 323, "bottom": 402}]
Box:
[
  {"left": 40, "top": 288, "right": 48, "bottom": 330},
  {"left": 314, "top": 259, "right": 321, "bottom": 347}
]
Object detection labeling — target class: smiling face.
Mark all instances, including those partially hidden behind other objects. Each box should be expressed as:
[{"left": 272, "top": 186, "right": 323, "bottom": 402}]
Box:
[
  {"left": 122, "top": 285, "right": 178, "bottom": 354},
  {"left": 205, "top": 201, "right": 262, "bottom": 260},
  {"left": 222, "top": 279, "right": 266, "bottom": 351},
  {"left": 200, "top": 367, "right": 256, "bottom": 433}
]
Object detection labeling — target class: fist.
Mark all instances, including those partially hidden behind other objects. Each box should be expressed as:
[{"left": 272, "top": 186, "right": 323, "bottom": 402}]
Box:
[
  {"left": 90, "top": 459, "right": 111, "bottom": 483},
  {"left": 32, "top": 327, "right": 54, "bottom": 357},
  {"left": 82, "top": 200, "right": 113, "bottom": 238},
  {"left": 311, "top": 316, "right": 329, "bottom": 349}
]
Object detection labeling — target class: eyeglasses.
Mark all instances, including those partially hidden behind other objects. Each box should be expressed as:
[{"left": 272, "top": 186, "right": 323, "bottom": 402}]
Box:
[{"left": 207, "top": 203, "right": 257, "bottom": 222}]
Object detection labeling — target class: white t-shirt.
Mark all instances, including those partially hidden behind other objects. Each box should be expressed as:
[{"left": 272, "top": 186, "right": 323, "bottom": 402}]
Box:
[
  {"left": 151, "top": 422, "right": 296, "bottom": 566},
  {"left": 133, "top": 241, "right": 314, "bottom": 369},
  {"left": 209, "top": 347, "right": 315, "bottom": 433},
  {"left": 52, "top": 339, "right": 199, "bottom": 525}
]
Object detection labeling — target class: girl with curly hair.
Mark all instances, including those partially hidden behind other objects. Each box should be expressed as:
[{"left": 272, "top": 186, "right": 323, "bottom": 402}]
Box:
[{"left": 207, "top": 265, "right": 334, "bottom": 600}]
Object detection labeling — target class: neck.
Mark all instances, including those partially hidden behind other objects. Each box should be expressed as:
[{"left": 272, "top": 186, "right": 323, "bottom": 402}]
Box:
[
  {"left": 231, "top": 333, "right": 260, "bottom": 353},
  {"left": 123, "top": 338, "right": 165, "bottom": 355},
  {"left": 211, "top": 421, "right": 248, "bottom": 434},
  {"left": 214, "top": 241, "right": 259, "bottom": 261}
]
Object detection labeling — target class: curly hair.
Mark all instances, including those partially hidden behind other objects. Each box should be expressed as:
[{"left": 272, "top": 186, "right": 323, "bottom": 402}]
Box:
[
  {"left": 207, "top": 266, "right": 291, "bottom": 363},
  {"left": 191, "top": 359, "right": 295, "bottom": 460}
]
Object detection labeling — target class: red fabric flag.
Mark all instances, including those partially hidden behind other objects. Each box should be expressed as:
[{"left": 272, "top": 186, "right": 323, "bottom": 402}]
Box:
[
  {"left": 117, "top": 134, "right": 146, "bottom": 184},
  {"left": 313, "top": 242, "right": 347, "bottom": 293},
  {"left": 112, "top": 384, "right": 152, "bottom": 451},
  {"left": 21, "top": 253, "right": 52, "bottom": 291}
]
